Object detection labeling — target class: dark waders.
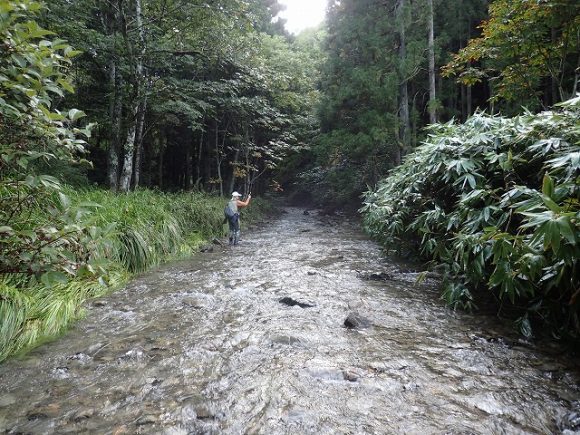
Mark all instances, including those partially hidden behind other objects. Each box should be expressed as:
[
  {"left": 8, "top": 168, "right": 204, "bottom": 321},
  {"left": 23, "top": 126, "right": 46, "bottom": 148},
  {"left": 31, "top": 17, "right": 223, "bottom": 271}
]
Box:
[{"left": 227, "top": 213, "right": 240, "bottom": 245}]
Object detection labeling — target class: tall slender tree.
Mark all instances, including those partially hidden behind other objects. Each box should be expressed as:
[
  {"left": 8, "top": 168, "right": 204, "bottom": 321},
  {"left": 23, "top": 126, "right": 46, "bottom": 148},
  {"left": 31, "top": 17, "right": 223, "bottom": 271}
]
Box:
[{"left": 427, "top": 0, "right": 437, "bottom": 124}]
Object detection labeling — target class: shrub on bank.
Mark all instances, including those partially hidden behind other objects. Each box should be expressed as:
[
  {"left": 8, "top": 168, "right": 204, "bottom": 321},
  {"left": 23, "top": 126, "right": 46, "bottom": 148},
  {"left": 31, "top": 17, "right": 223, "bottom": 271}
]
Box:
[
  {"left": 361, "top": 97, "right": 579, "bottom": 338},
  {"left": 0, "top": 189, "right": 271, "bottom": 362}
]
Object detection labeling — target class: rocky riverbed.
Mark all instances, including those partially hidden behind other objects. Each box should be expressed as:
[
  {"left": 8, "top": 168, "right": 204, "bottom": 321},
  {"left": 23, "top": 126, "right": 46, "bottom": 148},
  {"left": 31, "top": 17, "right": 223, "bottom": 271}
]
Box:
[{"left": 1, "top": 208, "right": 579, "bottom": 434}]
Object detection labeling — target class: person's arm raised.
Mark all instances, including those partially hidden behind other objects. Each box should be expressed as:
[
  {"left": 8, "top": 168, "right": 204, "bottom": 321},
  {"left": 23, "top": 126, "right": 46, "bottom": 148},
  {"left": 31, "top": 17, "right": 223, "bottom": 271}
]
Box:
[{"left": 237, "top": 194, "right": 251, "bottom": 207}]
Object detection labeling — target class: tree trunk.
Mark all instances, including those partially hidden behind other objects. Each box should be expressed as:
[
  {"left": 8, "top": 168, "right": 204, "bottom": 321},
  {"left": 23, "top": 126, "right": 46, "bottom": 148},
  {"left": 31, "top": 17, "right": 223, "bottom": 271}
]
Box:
[
  {"left": 185, "top": 131, "right": 193, "bottom": 190},
  {"left": 427, "top": 0, "right": 437, "bottom": 124},
  {"left": 467, "top": 85, "right": 472, "bottom": 117},
  {"left": 228, "top": 146, "right": 240, "bottom": 194},
  {"left": 119, "top": 104, "right": 138, "bottom": 192},
  {"left": 397, "top": 0, "right": 410, "bottom": 161},
  {"left": 460, "top": 84, "right": 467, "bottom": 121},
  {"left": 214, "top": 120, "right": 223, "bottom": 197},
  {"left": 158, "top": 134, "right": 166, "bottom": 189},
  {"left": 132, "top": 94, "right": 148, "bottom": 189},
  {"left": 107, "top": 59, "right": 123, "bottom": 191},
  {"left": 195, "top": 127, "right": 204, "bottom": 189},
  {"left": 119, "top": 0, "right": 146, "bottom": 192}
]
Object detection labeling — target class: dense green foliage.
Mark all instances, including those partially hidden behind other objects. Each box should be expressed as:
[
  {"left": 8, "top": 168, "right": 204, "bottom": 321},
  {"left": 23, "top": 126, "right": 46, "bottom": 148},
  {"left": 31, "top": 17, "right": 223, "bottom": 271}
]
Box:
[
  {"left": 42, "top": 0, "right": 318, "bottom": 194},
  {"left": 301, "top": 0, "right": 490, "bottom": 205},
  {"left": 1, "top": 189, "right": 271, "bottom": 361},
  {"left": 0, "top": 0, "right": 97, "bottom": 287},
  {"left": 443, "top": 0, "right": 580, "bottom": 112},
  {"left": 362, "top": 97, "right": 580, "bottom": 337}
]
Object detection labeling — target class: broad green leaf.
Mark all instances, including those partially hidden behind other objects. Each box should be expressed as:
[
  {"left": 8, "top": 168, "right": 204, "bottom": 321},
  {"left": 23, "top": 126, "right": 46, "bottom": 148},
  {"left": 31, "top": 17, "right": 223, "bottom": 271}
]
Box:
[
  {"left": 68, "top": 108, "right": 85, "bottom": 121},
  {"left": 542, "top": 173, "right": 554, "bottom": 198}
]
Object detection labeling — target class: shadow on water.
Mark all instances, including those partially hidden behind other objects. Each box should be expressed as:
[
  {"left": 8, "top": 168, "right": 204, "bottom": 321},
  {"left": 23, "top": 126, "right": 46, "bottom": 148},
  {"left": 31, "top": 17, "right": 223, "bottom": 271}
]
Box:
[{"left": 1, "top": 207, "right": 579, "bottom": 434}]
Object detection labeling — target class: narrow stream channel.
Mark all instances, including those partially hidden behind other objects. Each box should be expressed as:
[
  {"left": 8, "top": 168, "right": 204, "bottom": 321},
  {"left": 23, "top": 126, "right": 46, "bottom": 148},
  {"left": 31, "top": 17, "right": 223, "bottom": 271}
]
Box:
[{"left": 1, "top": 207, "right": 579, "bottom": 434}]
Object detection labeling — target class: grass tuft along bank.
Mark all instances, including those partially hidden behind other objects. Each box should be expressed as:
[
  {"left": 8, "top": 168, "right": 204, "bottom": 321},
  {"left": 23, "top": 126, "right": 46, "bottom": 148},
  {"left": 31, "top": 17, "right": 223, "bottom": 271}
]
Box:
[{"left": 0, "top": 189, "right": 271, "bottom": 362}]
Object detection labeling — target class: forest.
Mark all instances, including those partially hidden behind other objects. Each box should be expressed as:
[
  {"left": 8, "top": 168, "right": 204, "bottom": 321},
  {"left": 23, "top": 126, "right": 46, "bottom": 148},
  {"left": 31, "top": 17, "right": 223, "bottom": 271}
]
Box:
[{"left": 0, "top": 0, "right": 579, "bottom": 361}]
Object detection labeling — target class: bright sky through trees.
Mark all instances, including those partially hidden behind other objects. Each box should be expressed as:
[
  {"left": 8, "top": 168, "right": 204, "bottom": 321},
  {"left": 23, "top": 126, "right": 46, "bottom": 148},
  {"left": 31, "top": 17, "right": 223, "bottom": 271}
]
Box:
[{"left": 278, "top": 0, "right": 327, "bottom": 34}]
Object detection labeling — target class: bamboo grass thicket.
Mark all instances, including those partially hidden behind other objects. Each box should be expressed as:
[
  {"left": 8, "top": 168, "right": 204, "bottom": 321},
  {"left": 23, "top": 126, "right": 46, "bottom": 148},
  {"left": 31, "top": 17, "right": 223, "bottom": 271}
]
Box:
[
  {"left": 362, "top": 96, "right": 580, "bottom": 338},
  {"left": 0, "top": 190, "right": 271, "bottom": 362}
]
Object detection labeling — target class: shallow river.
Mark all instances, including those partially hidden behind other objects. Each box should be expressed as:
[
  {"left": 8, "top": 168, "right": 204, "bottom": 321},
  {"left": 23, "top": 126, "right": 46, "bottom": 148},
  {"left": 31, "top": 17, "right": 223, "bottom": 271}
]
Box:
[{"left": 1, "top": 208, "right": 579, "bottom": 434}]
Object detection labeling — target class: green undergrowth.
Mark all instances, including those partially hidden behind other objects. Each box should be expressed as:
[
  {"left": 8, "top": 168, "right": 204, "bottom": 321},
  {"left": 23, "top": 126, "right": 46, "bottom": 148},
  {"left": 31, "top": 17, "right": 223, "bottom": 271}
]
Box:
[
  {"left": 362, "top": 97, "right": 579, "bottom": 339},
  {"left": 0, "top": 189, "right": 272, "bottom": 362}
]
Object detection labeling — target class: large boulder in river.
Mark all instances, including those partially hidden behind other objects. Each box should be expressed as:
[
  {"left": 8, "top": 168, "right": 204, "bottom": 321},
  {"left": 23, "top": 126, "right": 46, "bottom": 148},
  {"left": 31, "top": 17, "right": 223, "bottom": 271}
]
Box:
[{"left": 344, "top": 312, "right": 371, "bottom": 329}]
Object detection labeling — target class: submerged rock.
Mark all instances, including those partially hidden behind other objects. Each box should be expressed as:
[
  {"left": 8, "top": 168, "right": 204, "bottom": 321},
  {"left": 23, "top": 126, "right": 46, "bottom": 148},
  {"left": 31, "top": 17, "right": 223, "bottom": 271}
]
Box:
[
  {"left": 270, "top": 334, "right": 302, "bottom": 346},
  {"left": 279, "top": 297, "right": 314, "bottom": 308},
  {"left": 136, "top": 414, "right": 158, "bottom": 426},
  {"left": 344, "top": 312, "right": 371, "bottom": 329},
  {"left": 72, "top": 408, "right": 95, "bottom": 422},
  {"left": 357, "top": 271, "right": 394, "bottom": 281},
  {"left": 194, "top": 404, "right": 214, "bottom": 420}
]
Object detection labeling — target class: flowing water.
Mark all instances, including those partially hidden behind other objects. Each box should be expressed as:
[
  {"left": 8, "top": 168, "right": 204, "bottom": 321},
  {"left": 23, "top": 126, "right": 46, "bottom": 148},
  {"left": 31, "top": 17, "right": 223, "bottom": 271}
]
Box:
[{"left": 1, "top": 207, "right": 579, "bottom": 434}]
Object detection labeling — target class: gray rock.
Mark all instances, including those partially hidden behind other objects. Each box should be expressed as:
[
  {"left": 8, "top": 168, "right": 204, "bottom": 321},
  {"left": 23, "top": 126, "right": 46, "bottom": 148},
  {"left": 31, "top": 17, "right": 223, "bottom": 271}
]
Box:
[
  {"left": 195, "top": 404, "right": 213, "bottom": 420},
  {"left": 270, "top": 334, "right": 302, "bottom": 346},
  {"left": 136, "top": 414, "right": 158, "bottom": 425},
  {"left": 344, "top": 312, "right": 371, "bottom": 329},
  {"left": 279, "top": 297, "right": 314, "bottom": 308},
  {"left": 342, "top": 370, "right": 360, "bottom": 382}
]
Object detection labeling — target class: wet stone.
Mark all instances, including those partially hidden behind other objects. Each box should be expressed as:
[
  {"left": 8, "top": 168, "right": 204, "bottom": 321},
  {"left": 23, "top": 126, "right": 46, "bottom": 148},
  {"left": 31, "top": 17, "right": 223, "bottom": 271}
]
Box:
[
  {"left": 342, "top": 370, "right": 360, "bottom": 382},
  {"left": 51, "top": 366, "right": 71, "bottom": 379},
  {"left": 270, "top": 334, "right": 302, "bottom": 346},
  {"left": 357, "top": 271, "right": 394, "bottom": 281},
  {"left": 66, "top": 352, "right": 91, "bottom": 364},
  {"left": 72, "top": 407, "right": 95, "bottom": 422},
  {"left": 27, "top": 403, "right": 61, "bottom": 420},
  {"left": 344, "top": 312, "right": 371, "bottom": 329},
  {"left": 195, "top": 404, "right": 214, "bottom": 420},
  {"left": 136, "top": 414, "right": 158, "bottom": 426},
  {"left": 279, "top": 297, "right": 314, "bottom": 308}
]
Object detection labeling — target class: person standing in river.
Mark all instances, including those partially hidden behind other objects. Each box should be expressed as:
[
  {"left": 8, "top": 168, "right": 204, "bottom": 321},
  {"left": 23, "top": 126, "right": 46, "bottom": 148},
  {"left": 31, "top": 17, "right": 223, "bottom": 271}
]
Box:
[{"left": 225, "top": 191, "right": 251, "bottom": 245}]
